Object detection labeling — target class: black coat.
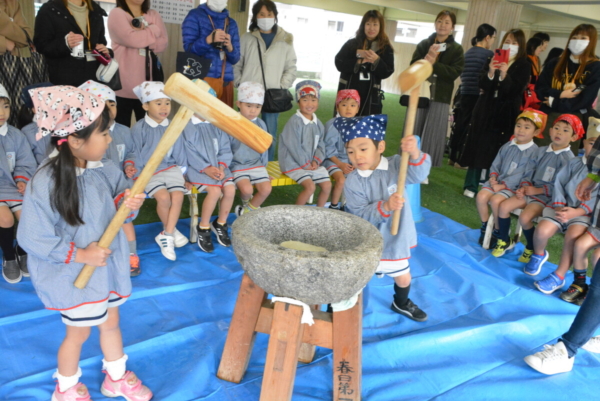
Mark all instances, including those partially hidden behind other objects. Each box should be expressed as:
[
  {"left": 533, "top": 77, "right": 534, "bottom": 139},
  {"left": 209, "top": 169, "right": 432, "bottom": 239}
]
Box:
[
  {"left": 335, "top": 38, "right": 394, "bottom": 116},
  {"left": 460, "top": 57, "right": 531, "bottom": 169},
  {"left": 34, "top": 0, "right": 107, "bottom": 86}
]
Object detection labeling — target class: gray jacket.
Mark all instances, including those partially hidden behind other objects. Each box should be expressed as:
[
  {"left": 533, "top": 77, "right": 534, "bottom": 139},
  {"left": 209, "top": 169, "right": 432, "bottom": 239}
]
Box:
[{"left": 234, "top": 27, "right": 297, "bottom": 89}]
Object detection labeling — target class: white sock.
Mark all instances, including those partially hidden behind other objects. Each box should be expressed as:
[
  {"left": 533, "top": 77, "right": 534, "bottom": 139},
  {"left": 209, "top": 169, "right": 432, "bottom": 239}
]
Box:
[
  {"left": 102, "top": 354, "right": 128, "bottom": 381},
  {"left": 53, "top": 367, "right": 82, "bottom": 392}
]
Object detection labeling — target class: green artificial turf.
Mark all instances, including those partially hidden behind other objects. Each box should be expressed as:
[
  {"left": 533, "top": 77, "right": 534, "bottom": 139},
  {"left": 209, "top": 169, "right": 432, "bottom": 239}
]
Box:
[{"left": 135, "top": 86, "right": 566, "bottom": 265}]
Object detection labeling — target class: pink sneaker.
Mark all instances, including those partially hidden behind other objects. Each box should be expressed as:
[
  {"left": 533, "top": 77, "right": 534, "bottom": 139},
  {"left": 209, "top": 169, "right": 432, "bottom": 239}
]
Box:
[
  {"left": 51, "top": 383, "right": 92, "bottom": 401},
  {"left": 100, "top": 371, "right": 152, "bottom": 401}
]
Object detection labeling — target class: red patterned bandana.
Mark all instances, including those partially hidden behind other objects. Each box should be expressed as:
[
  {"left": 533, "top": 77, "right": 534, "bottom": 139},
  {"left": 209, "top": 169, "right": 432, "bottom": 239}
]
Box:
[
  {"left": 336, "top": 89, "right": 361, "bottom": 107},
  {"left": 554, "top": 114, "right": 585, "bottom": 139}
]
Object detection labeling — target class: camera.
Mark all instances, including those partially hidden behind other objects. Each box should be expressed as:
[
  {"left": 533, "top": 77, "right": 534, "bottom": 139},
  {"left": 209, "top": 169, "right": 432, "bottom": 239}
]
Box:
[{"left": 131, "top": 16, "right": 147, "bottom": 28}]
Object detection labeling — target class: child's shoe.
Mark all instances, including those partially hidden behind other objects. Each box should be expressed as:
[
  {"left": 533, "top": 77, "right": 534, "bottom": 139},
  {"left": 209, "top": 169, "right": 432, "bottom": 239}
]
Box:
[
  {"left": 524, "top": 250, "right": 548, "bottom": 276},
  {"left": 197, "top": 226, "right": 214, "bottom": 253},
  {"left": 328, "top": 203, "right": 341, "bottom": 211},
  {"left": 100, "top": 371, "right": 152, "bottom": 401},
  {"left": 15, "top": 246, "right": 29, "bottom": 277},
  {"left": 534, "top": 272, "right": 565, "bottom": 294},
  {"left": 491, "top": 239, "right": 513, "bottom": 257},
  {"left": 211, "top": 220, "right": 231, "bottom": 247},
  {"left": 155, "top": 232, "right": 176, "bottom": 261},
  {"left": 581, "top": 336, "right": 600, "bottom": 353},
  {"left": 51, "top": 382, "right": 92, "bottom": 401},
  {"left": 390, "top": 299, "right": 428, "bottom": 322},
  {"left": 560, "top": 283, "right": 588, "bottom": 304},
  {"left": 172, "top": 228, "right": 189, "bottom": 248},
  {"left": 129, "top": 254, "right": 141, "bottom": 277},
  {"left": 523, "top": 342, "right": 574, "bottom": 375},
  {"left": 2, "top": 258, "right": 21, "bottom": 284},
  {"left": 235, "top": 205, "right": 244, "bottom": 217},
  {"left": 575, "top": 295, "right": 587, "bottom": 306},
  {"left": 518, "top": 248, "right": 535, "bottom": 263}
]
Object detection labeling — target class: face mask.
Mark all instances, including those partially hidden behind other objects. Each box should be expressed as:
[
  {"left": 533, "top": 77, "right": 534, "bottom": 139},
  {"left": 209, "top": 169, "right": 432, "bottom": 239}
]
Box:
[
  {"left": 569, "top": 39, "right": 589, "bottom": 56},
  {"left": 208, "top": 0, "right": 227, "bottom": 13},
  {"left": 257, "top": 18, "right": 275, "bottom": 31},
  {"left": 502, "top": 43, "right": 519, "bottom": 58}
]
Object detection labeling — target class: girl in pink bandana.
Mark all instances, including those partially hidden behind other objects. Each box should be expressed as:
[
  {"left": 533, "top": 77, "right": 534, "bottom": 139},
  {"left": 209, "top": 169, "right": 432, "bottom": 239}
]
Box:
[{"left": 16, "top": 86, "right": 152, "bottom": 401}]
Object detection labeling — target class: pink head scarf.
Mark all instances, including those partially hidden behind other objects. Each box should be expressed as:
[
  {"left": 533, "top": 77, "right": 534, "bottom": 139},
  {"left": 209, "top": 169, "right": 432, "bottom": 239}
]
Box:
[
  {"left": 29, "top": 86, "right": 105, "bottom": 141},
  {"left": 335, "top": 89, "right": 361, "bottom": 107}
]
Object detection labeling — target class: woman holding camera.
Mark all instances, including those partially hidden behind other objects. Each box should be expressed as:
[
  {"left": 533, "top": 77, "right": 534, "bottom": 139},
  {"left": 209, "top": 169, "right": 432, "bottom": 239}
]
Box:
[
  {"left": 182, "top": 0, "right": 240, "bottom": 107},
  {"left": 334, "top": 9, "right": 394, "bottom": 116},
  {"left": 108, "top": 0, "right": 168, "bottom": 126},
  {"left": 34, "top": 0, "right": 109, "bottom": 87},
  {"left": 234, "top": 0, "right": 296, "bottom": 161},
  {"left": 410, "top": 9, "right": 464, "bottom": 168}
]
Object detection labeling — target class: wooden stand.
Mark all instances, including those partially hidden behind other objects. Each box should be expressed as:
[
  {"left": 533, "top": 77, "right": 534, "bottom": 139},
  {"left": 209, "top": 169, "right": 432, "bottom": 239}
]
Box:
[{"left": 217, "top": 274, "right": 362, "bottom": 401}]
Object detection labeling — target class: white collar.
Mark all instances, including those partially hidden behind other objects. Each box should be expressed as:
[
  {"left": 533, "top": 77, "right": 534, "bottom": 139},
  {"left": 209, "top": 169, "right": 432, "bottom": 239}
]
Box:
[
  {"left": 144, "top": 114, "right": 169, "bottom": 127},
  {"left": 546, "top": 144, "right": 572, "bottom": 155},
  {"left": 0, "top": 124, "right": 7, "bottom": 137},
  {"left": 191, "top": 116, "right": 209, "bottom": 125},
  {"left": 357, "top": 155, "right": 388, "bottom": 177},
  {"left": 510, "top": 138, "right": 535, "bottom": 151},
  {"left": 582, "top": 156, "right": 587, "bottom": 165},
  {"left": 570, "top": 55, "right": 581, "bottom": 64},
  {"left": 109, "top": 122, "right": 116, "bottom": 132},
  {"left": 48, "top": 148, "right": 104, "bottom": 176},
  {"left": 296, "top": 109, "right": 317, "bottom": 125}
]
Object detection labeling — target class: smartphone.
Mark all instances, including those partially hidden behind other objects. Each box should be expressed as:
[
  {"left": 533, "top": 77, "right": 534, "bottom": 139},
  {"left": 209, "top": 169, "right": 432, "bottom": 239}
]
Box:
[
  {"left": 92, "top": 49, "right": 111, "bottom": 66},
  {"left": 493, "top": 48, "right": 509, "bottom": 64},
  {"left": 356, "top": 49, "right": 368, "bottom": 59}
]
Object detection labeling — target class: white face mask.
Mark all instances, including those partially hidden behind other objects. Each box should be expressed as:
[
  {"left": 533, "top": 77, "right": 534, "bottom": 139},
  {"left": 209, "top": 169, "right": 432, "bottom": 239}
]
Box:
[
  {"left": 208, "top": 0, "right": 227, "bottom": 13},
  {"left": 257, "top": 18, "right": 275, "bottom": 32},
  {"left": 502, "top": 43, "right": 519, "bottom": 58},
  {"left": 569, "top": 39, "right": 590, "bottom": 56}
]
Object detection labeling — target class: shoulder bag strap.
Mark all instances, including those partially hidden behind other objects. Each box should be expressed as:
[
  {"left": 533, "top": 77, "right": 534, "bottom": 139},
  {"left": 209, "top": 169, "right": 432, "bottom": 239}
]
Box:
[{"left": 255, "top": 36, "right": 268, "bottom": 90}]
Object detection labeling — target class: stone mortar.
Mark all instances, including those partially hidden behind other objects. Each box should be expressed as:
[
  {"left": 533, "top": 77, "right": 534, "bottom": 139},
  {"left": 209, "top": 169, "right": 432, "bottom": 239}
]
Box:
[{"left": 231, "top": 205, "right": 383, "bottom": 304}]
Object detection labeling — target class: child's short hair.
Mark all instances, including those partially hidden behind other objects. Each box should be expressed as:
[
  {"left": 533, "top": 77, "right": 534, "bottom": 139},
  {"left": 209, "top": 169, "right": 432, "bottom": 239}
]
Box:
[{"left": 0, "top": 96, "right": 9, "bottom": 105}]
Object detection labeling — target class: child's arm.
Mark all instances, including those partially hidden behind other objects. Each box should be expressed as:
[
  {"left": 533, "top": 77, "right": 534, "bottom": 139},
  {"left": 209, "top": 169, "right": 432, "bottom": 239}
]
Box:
[
  {"left": 279, "top": 120, "right": 308, "bottom": 171},
  {"left": 398, "top": 136, "right": 431, "bottom": 185},
  {"left": 13, "top": 133, "right": 37, "bottom": 193},
  {"left": 122, "top": 127, "right": 137, "bottom": 178},
  {"left": 550, "top": 163, "right": 570, "bottom": 209},
  {"left": 488, "top": 145, "right": 506, "bottom": 184},
  {"left": 344, "top": 180, "right": 398, "bottom": 227},
  {"left": 217, "top": 131, "right": 233, "bottom": 170},
  {"left": 313, "top": 124, "right": 326, "bottom": 166}
]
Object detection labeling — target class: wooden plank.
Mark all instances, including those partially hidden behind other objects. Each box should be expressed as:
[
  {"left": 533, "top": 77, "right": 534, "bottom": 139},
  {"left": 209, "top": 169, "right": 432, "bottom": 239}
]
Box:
[
  {"left": 255, "top": 301, "right": 333, "bottom": 349},
  {"left": 217, "top": 274, "right": 266, "bottom": 383},
  {"left": 332, "top": 294, "right": 362, "bottom": 401},
  {"left": 298, "top": 305, "right": 320, "bottom": 364},
  {"left": 260, "top": 302, "right": 305, "bottom": 401}
]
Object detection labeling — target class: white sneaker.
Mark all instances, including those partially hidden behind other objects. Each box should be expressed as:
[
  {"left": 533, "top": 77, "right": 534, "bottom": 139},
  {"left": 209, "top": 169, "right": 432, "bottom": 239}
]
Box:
[
  {"left": 155, "top": 232, "right": 176, "bottom": 261},
  {"left": 524, "top": 342, "right": 574, "bottom": 375},
  {"left": 421, "top": 178, "right": 429, "bottom": 185},
  {"left": 463, "top": 189, "right": 475, "bottom": 198},
  {"left": 173, "top": 228, "right": 189, "bottom": 248},
  {"left": 582, "top": 336, "right": 600, "bottom": 353}
]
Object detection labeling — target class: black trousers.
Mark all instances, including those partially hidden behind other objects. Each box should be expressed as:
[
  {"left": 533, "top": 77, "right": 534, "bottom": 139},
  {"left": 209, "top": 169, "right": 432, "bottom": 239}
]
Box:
[
  {"left": 449, "top": 94, "right": 479, "bottom": 163},
  {"left": 115, "top": 96, "right": 145, "bottom": 127}
]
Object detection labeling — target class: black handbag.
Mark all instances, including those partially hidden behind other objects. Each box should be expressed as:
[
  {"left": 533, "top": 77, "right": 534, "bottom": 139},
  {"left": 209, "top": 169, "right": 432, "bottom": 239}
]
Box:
[
  {"left": 255, "top": 37, "right": 293, "bottom": 113},
  {"left": 146, "top": 47, "right": 164, "bottom": 82}
]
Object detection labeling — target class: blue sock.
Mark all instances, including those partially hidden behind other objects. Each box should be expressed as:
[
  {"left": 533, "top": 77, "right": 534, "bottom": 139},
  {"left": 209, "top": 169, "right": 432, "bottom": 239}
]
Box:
[
  {"left": 497, "top": 217, "right": 511, "bottom": 241},
  {"left": 574, "top": 270, "right": 587, "bottom": 285},
  {"left": 523, "top": 227, "right": 535, "bottom": 250}
]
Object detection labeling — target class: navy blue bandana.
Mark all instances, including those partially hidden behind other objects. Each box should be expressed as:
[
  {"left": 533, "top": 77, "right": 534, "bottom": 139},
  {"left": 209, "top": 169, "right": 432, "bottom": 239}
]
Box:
[{"left": 334, "top": 114, "right": 387, "bottom": 143}]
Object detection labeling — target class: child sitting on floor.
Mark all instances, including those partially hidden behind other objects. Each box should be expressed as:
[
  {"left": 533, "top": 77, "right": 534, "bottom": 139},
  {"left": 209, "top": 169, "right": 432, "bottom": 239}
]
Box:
[
  {"left": 183, "top": 87, "right": 235, "bottom": 253},
  {"left": 132, "top": 82, "right": 188, "bottom": 261},
  {"left": 475, "top": 109, "right": 543, "bottom": 247},
  {"left": 528, "top": 116, "right": 592, "bottom": 292},
  {"left": 338, "top": 115, "right": 431, "bottom": 321},
  {"left": 322, "top": 89, "right": 358, "bottom": 211},
  {"left": 230, "top": 82, "right": 271, "bottom": 216},
  {"left": 278, "top": 80, "right": 332, "bottom": 207},
  {"left": 492, "top": 115, "right": 577, "bottom": 264}
]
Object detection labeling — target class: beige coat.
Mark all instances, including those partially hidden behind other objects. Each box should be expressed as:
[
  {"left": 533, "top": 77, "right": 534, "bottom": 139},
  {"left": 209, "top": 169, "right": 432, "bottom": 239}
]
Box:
[
  {"left": 0, "top": 0, "right": 33, "bottom": 56},
  {"left": 234, "top": 26, "right": 296, "bottom": 90}
]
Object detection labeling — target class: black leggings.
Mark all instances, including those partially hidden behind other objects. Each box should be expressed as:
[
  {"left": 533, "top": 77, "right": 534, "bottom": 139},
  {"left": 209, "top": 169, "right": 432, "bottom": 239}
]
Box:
[{"left": 115, "top": 96, "right": 145, "bottom": 127}]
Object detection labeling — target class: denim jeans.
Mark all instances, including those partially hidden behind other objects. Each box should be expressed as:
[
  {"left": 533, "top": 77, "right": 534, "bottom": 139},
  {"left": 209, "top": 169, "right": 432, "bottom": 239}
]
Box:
[
  {"left": 261, "top": 112, "right": 279, "bottom": 161},
  {"left": 561, "top": 258, "right": 600, "bottom": 357}
]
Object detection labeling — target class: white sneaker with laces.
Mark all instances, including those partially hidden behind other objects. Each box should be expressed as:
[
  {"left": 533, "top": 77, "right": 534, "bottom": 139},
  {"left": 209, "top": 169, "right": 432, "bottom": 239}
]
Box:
[
  {"left": 173, "top": 228, "right": 189, "bottom": 248},
  {"left": 524, "top": 341, "right": 574, "bottom": 375},
  {"left": 582, "top": 336, "right": 600, "bottom": 353},
  {"left": 155, "top": 232, "right": 176, "bottom": 261}
]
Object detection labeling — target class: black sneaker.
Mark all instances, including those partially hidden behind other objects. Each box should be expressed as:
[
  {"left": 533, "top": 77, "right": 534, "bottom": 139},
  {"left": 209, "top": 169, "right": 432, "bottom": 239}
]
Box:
[
  {"left": 391, "top": 299, "right": 428, "bottom": 322},
  {"left": 340, "top": 204, "right": 346, "bottom": 212},
  {"left": 560, "top": 283, "right": 588, "bottom": 304},
  {"left": 197, "top": 226, "right": 214, "bottom": 253},
  {"left": 15, "top": 250, "right": 29, "bottom": 277},
  {"left": 328, "top": 203, "right": 341, "bottom": 210},
  {"left": 211, "top": 220, "right": 231, "bottom": 247},
  {"left": 478, "top": 229, "right": 485, "bottom": 245},
  {"left": 2, "top": 258, "right": 22, "bottom": 284}
]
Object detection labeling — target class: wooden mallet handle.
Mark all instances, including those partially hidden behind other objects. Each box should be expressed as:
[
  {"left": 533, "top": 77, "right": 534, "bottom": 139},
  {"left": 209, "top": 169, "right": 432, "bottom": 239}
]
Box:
[{"left": 390, "top": 60, "right": 432, "bottom": 235}]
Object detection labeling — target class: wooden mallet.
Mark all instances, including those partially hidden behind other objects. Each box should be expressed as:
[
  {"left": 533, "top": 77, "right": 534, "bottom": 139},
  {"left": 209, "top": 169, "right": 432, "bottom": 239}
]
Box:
[
  {"left": 74, "top": 74, "right": 273, "bottom": 289},
  {"left": 390, "top": 60, "right": 433, "bottom": 235}
]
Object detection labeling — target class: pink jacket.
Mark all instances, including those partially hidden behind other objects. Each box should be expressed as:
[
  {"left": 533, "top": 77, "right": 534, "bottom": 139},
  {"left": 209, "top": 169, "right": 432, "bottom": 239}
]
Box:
[{"left": 108, "top": 8, "right": 168, "bottom": 99}]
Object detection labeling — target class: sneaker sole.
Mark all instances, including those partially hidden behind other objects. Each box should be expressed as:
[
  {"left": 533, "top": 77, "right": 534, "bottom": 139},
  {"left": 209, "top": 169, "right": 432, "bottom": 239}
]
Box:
[
  {"left": 210, "top": 225, "right": 231, "bottom": 247},
  {"left": 524, "top": 252, "right": 548, "bottom": 276},
  {"left": 534, "top": 281, "right": 564, "bottom": 295},
  {"left": 390, "top": 302, "right": 428, "bottom": 322},
  {"left": 154, "top": 237, "right": 176, "bottom": 261},
  {"left": 101, "top": 386, "right": 143, "bottom": 401},
  {"left": 2, "top": 269, "right": 22, "bottom": 284},
  {"left": 560, "top": 289, "right": 586, "bottom": 303},
  {"left": 196, "top": 235, "right": 214, "bottom": 253},
  {"left": 581, "top": 342, "right": 600, "bottom": 354},
  {"left": 523, "top": 355, "right": 574, "bottom": 375}
]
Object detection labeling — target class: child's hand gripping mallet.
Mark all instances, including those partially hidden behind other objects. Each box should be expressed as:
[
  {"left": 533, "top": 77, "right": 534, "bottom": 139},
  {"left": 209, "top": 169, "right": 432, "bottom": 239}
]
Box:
[
  {"left": 391, "top": 60, "right": 433, "bottom": 235},
  {"left": 74, "top": 75, "right": 273, "bottom": 289}
]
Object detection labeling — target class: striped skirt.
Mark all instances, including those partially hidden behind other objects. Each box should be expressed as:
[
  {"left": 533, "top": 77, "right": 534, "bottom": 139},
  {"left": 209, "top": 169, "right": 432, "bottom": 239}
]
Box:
[{"left": 416, "top": 101, "right": 451, "bottom": 167}]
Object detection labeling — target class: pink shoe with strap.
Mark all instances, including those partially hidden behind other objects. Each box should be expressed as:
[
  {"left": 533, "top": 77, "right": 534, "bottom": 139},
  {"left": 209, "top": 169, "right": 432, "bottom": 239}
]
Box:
[
  {"left": 51, "top": 383, "right": 92, "bottom": 401},
  {"left": 100, "top": 370, "right": 152, "bottom": 401}
]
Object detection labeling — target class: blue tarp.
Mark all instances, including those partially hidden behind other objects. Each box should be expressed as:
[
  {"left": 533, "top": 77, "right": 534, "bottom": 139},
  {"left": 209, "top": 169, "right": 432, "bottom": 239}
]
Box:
[{"left": 1, "top": 208, "right": 599, "bottom": 400}]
